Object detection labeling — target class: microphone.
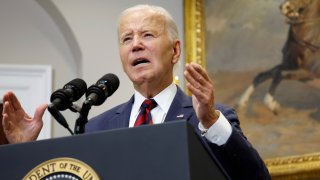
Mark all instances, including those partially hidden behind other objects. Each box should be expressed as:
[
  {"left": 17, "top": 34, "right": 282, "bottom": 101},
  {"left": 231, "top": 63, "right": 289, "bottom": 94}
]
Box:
[
  {"left": 85, "top": 73, "right": 120, "bottom": 106},
  {"left": 74, "top": 74, "right": 119, "bottom": 134},
  {"left": 50, "top": 78, "right": 87, "bottom": 111}
]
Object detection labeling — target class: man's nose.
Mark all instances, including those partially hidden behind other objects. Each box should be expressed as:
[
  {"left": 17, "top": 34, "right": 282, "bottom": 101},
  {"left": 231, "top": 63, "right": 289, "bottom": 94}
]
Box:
[{"left": 132, "top": 36, "right": 144, "bottom": 52}]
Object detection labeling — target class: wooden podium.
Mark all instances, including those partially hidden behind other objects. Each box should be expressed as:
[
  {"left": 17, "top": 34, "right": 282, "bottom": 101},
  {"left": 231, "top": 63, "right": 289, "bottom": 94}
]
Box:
[{"left": 0, "top": 121, "right": 229, "bottom": 180}]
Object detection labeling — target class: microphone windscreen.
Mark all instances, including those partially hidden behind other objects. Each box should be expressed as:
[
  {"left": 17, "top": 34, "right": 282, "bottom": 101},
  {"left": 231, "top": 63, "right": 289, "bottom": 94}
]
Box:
[
  {"left": 64, "top": 78, "right": 87, "bottom": 101},
  {"left": 98, "top": 73, "right": 120, "bottom": 97}
]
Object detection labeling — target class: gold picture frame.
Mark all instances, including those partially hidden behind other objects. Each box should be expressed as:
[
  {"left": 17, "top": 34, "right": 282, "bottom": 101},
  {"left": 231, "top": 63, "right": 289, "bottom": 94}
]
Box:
[{"left": 184, "top": 0, "right": 320, "bottom": 179}]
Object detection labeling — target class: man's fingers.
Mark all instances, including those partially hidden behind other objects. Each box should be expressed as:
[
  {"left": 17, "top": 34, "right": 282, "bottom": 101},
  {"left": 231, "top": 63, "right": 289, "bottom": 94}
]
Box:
[
  {"left": 3, "top": 101, "right": 14, "bottom": 117},
  {"left": 184, "top": 63, "right": 213, "bottom": 92},
  {"left": 184, "top": 70, "right": 199, "bottom": 88},
  {"left": 2, "top": 113, "right": 12, "bottom": 131},
  {"left": 186, "top": 82, "right": 200, "bottom": 96},
  {"left": 185, "top": 64, "right": 202, "bottom": 84},
  {"left": 8, "top": 92, "right": 23, "bottom": 111},
  {"left": 185, "top": 75, "right": 208, "bottom": 102},
  {"left": 2, "top": 92, "right": 9, "bottom": 102},
  {"left": 184, "top": 63, "right": 215, "bottom": 106},
  {"left": 185, "top": 63, "right": 210, "bottom": 83},
  {"left": 190, "top": 63, "right": 210, "bottom": 81}
]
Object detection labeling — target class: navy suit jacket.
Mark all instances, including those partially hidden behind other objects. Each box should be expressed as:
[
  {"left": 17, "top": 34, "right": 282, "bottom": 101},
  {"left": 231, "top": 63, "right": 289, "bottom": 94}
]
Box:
[{"left": 86, "top": 87, "right": 270, "bottom": 179}]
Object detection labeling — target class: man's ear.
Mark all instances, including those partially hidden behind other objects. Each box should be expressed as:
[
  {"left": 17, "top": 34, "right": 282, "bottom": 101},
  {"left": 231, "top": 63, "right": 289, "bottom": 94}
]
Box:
[{"left": 172, "top": 40, "right": 181, "bottom": 64}]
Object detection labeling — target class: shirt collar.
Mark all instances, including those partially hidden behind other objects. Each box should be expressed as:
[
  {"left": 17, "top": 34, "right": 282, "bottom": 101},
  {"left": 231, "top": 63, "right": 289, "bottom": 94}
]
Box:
[{"left": 132, "top": 83, "right": 177, "bottom": 115}]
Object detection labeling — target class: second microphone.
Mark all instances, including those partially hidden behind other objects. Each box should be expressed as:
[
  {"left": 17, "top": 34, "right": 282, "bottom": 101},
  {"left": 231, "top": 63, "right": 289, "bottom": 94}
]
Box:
[{"left": 85, "top": 73, "right": 120, "bottom": 106}]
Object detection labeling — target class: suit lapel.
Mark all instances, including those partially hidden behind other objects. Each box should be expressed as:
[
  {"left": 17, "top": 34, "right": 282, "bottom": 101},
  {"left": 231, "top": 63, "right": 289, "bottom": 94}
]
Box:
[
  {"left": 164, "top": 87, "right": 195, "bottom": 123},
  {"left": 114, "top": 96, "right": 134, "bottom": 128}
]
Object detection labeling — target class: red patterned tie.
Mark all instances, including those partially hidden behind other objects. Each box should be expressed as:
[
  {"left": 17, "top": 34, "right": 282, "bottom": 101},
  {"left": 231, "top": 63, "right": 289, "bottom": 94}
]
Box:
[{"left": 134, "top": 99, "right": 157, "bottom": 126}]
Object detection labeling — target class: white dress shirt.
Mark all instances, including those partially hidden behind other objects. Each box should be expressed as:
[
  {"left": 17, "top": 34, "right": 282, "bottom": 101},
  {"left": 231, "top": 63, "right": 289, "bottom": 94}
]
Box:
[{"left": 129, "top": 83, "right": 232, "bottom": 146}]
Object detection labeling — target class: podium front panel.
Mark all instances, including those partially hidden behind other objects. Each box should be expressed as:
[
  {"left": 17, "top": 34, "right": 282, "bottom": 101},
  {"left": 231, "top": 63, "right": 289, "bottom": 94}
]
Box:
[{"left": 0, "top": 121, "right": 227, "bottom": 180}]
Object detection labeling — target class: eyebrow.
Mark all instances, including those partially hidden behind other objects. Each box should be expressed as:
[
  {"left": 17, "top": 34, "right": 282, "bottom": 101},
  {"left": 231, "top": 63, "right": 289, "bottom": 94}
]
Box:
[
  {"left": 119, "top": 31, "right": 133, "bottom": 42},
  {"left": 120, "top": 31, "right": 132, "bottom": 37}
]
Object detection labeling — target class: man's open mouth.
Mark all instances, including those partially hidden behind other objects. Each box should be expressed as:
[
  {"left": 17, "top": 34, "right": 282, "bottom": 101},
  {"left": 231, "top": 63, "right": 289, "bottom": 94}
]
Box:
[{"left": 132, "top": 58, "right": 150, "bottom": 66}]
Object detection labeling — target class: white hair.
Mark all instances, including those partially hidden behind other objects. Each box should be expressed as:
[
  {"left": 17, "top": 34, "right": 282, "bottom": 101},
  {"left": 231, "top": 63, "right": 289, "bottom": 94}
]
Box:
[{"left": 118, "top": 4, "right": 179, "bottom": 42}]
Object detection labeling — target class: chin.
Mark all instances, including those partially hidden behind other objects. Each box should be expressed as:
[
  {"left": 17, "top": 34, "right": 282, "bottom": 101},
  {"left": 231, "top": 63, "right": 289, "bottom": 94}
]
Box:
[{"left": 132, "top": 74, "right": 154, "bottom": 84}]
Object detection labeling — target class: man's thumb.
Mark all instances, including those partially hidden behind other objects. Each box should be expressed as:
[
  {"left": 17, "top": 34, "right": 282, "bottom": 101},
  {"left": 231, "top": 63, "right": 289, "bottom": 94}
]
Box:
[{"left": 33, "top": 104, "right": 48, "bottom": 122}]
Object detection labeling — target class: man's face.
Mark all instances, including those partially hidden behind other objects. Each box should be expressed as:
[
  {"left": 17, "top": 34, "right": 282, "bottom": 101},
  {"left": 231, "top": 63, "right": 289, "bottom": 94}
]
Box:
[{"left": 118, "top": 10, "right": 180, "bottom": 87}]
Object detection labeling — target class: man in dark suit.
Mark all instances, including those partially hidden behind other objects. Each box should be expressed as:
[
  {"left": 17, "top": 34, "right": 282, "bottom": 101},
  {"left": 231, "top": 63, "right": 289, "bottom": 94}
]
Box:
[
  {"left": 2, "top": 4, "right": 270, "bottom": 179},
  {"left": 88, "top": 4, "right": 270, "bottom": 179}
]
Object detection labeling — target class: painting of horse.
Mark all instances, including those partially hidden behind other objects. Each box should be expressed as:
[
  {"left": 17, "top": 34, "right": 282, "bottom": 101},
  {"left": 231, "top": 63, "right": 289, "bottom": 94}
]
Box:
[
  {"left": 204, "top": 0, "right": 320, "bottom": 159},
  {"left": 237, "top": 0, "right": 320, "bottom": 113}
]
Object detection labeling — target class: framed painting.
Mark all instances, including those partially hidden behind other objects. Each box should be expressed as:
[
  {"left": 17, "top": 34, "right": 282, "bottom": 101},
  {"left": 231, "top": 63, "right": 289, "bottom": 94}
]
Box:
[{"left": 184, "top": 0, "right": 320, "bottom": 179}]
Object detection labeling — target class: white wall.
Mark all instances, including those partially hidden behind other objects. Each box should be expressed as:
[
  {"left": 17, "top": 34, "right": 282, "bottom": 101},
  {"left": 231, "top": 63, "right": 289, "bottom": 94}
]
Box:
[
  {"left": 0, "top": 0, "right": 184, "bottom": 138},
  {"left": 0, "top": 0, "right": 78, "bottom": 138}
]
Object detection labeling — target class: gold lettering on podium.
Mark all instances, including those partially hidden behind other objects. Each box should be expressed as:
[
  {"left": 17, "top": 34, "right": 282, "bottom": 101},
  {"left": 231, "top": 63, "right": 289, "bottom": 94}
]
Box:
[{"left": 23, "top": 157, "right": 100, "bottom": 180}]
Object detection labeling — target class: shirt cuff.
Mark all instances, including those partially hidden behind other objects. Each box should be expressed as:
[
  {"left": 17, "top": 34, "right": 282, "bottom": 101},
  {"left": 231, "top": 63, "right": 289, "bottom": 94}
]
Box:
[{"left": 198, "top": 110, "right": 232, "bottom": 146}]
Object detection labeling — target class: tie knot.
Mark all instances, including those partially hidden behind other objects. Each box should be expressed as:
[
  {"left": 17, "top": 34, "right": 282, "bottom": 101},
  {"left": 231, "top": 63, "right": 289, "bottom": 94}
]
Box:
[
  {"left": 141, "top": 99, "right": 157, "bottom": 110},
  {"left": 134, "top": 99, "right": 157, "bottom": 126}
]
